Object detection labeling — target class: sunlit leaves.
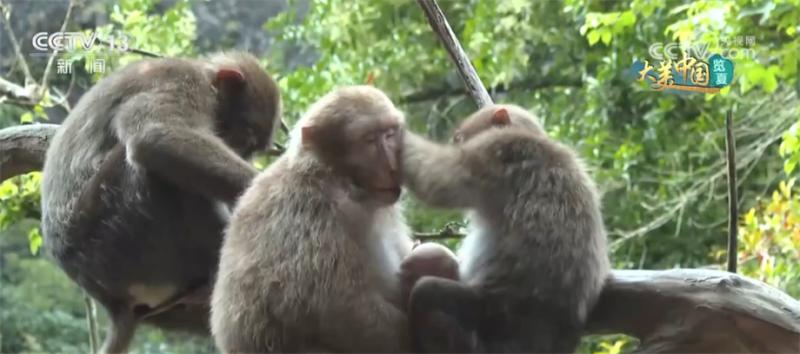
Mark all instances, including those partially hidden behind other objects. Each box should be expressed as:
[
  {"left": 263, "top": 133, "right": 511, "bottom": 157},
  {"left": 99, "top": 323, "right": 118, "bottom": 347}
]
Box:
[
  {"left": 96, "top": 0, "right": 196, "bottom": 72},
  {"left": 0, "top": 173, "right": 42, "bottom": 255},
  {"left": 735, "top": 179, "right": 800, "bottom": 297},
  {"left": 779, "top": 121, "right": 800, "bottom": 174},
  {"left": 581, "top": 11, "right": 636, "bottom": 46}
]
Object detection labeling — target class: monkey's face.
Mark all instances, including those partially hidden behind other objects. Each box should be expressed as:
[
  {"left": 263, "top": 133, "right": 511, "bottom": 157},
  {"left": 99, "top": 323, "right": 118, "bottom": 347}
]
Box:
[
  {"left": 341, "top": 116, "right": 404, "bottom": 206},
  {"left": 301, "top": 86, "right": 406, "bottom": 206},
  {"left": 213, "top": 58, "right": 281, "bottom": 158},
  {"left": 304, "top": 116, "right": 404, "bottom": 206}
]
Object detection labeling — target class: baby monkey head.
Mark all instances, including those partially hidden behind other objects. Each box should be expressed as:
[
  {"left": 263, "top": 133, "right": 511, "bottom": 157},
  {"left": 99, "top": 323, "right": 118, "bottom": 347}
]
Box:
[
  {"left": 452, "top": 104, "right": 544, "bottom": 144},
  {"left": 300, "top": 85, "right": 405, "bottom": 205}
]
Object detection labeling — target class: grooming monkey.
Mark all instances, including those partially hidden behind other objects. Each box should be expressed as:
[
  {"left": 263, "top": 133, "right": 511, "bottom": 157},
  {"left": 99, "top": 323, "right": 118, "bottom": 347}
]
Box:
[
  {"left": 211, "top": 86, "right": 414, "bottom": 353},
  {"left": 403, "top": 104, "right": 610, "bottom": 353},
  {"left": 41, "top": 52, "right": 281, "bottom": 353}
]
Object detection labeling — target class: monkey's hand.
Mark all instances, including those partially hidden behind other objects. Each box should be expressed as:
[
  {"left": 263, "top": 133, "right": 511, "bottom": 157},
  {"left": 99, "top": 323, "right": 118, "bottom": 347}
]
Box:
[{"left": 402, "top": 132, "right": 478, "bottom": 209}]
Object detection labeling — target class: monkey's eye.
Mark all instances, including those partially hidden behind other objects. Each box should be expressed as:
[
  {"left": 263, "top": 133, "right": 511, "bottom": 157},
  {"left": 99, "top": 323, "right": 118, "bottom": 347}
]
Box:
[{"left": 385, "top": 127, "right": 396, "bottom": 138}]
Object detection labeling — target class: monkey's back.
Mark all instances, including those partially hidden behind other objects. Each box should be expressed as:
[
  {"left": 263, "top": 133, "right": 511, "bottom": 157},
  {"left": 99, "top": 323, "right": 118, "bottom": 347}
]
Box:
[
  {"left": 463, "top": 131, "right": 610, "bottom": 328},
  {"left": 40, "top": 57, "right": 223, "bottom": 306}
]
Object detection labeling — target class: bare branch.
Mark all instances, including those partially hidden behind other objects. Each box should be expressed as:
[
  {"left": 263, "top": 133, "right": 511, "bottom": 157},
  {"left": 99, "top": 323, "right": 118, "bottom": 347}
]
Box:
[
  {"left": 401, "top": 76, "right": 582, "bottom": 104},
  {"left": 83, "top": 293, "right": 99, "bottom": 354},
  {"left": 413, "top": 222, "right": 465, "bottom": 240},
  {"left": 280, "top": 119, "right": 290, "bottom": 135},
  {"left": 0, "top": 76, "right": 34, "bottom": 101},
  {"left": 417, "top": 0, "right": 493, "bottom": 107},
  {"left": 0, "top": 124, "right": 58, "bottom": 181},
  {"left": 0, "top": 2, "right": 36, "bottom": 85},
  {"left": 725, "top": 110, "right": 738, "bottom": 273},
  {"left": 96, "top": 38, "right": 161, "bottom": 58},
  {"left": 41, "top": 0, "right": 76, "bottom": 93},
  {"left": 267, "top": 141, "right": 286, "bottom": 156}
]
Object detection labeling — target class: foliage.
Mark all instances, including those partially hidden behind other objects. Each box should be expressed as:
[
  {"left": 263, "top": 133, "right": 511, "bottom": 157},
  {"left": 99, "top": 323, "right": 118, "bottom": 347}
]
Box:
[
  {"left": 733, "top": 180, "right": 800, "bottom": 297},
  {"left": 0, "top": 173, "right": 42, "bottom": 254},
  {"left": 779, "top": 120, "right": 800, "bottom": 174}
]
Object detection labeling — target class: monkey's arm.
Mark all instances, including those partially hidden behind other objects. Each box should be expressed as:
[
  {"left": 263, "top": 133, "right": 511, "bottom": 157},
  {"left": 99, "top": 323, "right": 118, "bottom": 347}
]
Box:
[
  {"left": 403, "top": 132, "right": 479, "bottom": 208},
  {"left": 115, "top": 97, "right": 257, "bottom": 206}
]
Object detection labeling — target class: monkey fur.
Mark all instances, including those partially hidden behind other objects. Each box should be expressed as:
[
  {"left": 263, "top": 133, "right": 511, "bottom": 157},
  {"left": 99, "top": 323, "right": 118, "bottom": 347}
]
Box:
[
  {"left": 40, "top": 52, "right": 281, "bottom": 353},
  {"left": 403, "top": 104, "right": 610, "bottom": 353},
  {"left": 211, "top": 86, "right": 414, "bottom": 353}
]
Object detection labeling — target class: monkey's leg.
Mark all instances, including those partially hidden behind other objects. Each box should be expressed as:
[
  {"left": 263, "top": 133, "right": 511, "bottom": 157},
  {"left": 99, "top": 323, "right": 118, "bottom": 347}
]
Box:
[
  {"left": 100, "top": 305, "right": 136, "bottom": 354},
  {"left": 409, "top": 276, "right": 485, "bottom": 353},
  {"left": 68, "top": 144, "right": 126, "bottom": 238}
]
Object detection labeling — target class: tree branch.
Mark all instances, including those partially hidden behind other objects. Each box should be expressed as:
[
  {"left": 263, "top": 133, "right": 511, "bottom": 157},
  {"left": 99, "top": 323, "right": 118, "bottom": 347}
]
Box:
[
  {"left": 40, "top": 0, "right": 76, "bottom": 93},
  {"left": 725, "top": 110, "right": 738, "bottom": 273},
  {"left": 0, "top": 1, "right": 36, "bottom": 85},
  {"left": 417, "top": 0, "right": 493, "bottom": 107},
  {"left": 95, "top": 38, "right": 161, "bottom": 58},
  {"left": 413, "top": 222, "right": 465, "bottom": 240},
  {"left": 0, "top": 124, "right": 58, "bottom": 181},
  {"left": 0, "top": 76, "right": 35, "bottom": 102},
  {"left": 587, "top": 269, "right": 800, "bottom": 353},
  {"left": 400, "top": 76, "right": 582, "bottom": 104}
]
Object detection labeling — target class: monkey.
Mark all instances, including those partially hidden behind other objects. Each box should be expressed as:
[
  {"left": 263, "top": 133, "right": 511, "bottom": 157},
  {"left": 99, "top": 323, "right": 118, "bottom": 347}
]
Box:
[
  {"left": 210, "top": 85, "right": 414, "bottom": 353},
  {"left": 398, "top": 242, "right": 459, "bottom": 310},
  {"left": 402, "top": 104, "right": 610, "bottom": 353},
  {"left": 40, "top": 52, "right": 281, "bottom": 353}
]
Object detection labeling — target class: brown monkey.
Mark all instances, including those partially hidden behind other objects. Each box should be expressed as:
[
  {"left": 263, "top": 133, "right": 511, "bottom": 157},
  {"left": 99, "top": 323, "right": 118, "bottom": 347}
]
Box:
[
  {"left": 211, "top": 86, "right": 413, "bottom": 353},
  {"left": 399, "top": 242, "right": 459, "bottom": 309},
  {"left": 40, "top": 52, "right": 281, "bottom": 353},
  {"left": 403, "top": 104, "right": 609, "bottom": 353}
]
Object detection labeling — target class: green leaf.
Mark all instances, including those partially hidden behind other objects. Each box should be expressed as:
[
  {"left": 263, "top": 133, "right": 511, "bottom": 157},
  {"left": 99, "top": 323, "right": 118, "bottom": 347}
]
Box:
[
  {"left": 588, "top": 30, "right": 600, "bottom": 45},
  {"left": 601, "top": 29, "right": 612, "bottom": 45},
  {"left": 28, "top": 228, "right": 42, "bottom": 255},
  {"left": 618, "top": 11, "right": 636, "bottom": 27},
  {"left": 20, "top": 112, "right": 34, "bottom": 123}
]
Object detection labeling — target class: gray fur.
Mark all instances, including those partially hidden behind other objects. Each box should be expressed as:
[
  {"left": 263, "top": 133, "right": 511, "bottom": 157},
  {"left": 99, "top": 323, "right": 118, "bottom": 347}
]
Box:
[
  {"left": 40, "top": 52, "right": 280, "bottom": 353},
  {"left": 404, "top": 104, "right": 609, "bottom": 353},
  {"left": 211, "top": 86, "right": 413, "bottom": 353}
]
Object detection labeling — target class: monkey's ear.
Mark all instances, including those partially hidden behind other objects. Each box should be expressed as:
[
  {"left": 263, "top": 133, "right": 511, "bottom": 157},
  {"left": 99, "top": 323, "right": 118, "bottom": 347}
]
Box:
[
  {"left": 301, "top": 126, "right": 316, "bottom": 146},
  {"left": 215, "top": 68, "right": 245, "bottom": 87},
  {"left": 491, "top": 108, "right": 511, "bottom": 126}
]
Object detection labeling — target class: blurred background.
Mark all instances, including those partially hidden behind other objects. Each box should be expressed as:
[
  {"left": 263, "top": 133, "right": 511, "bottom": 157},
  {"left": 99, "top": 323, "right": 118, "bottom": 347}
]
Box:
[{"left": 0, "top": 0, "right": 797, "bottom": 353}]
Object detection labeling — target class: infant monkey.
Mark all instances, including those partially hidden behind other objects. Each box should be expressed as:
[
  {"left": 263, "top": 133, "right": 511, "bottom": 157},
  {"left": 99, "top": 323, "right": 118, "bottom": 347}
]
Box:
[{"left": 399, "top": 242, "right": 459, "bottom": 308}]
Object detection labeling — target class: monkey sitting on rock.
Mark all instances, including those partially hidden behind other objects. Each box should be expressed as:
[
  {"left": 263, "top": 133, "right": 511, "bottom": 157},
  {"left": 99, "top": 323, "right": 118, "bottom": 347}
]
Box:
[{"left": 402, "top": 104, "right": 610, "bottom": 353}]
